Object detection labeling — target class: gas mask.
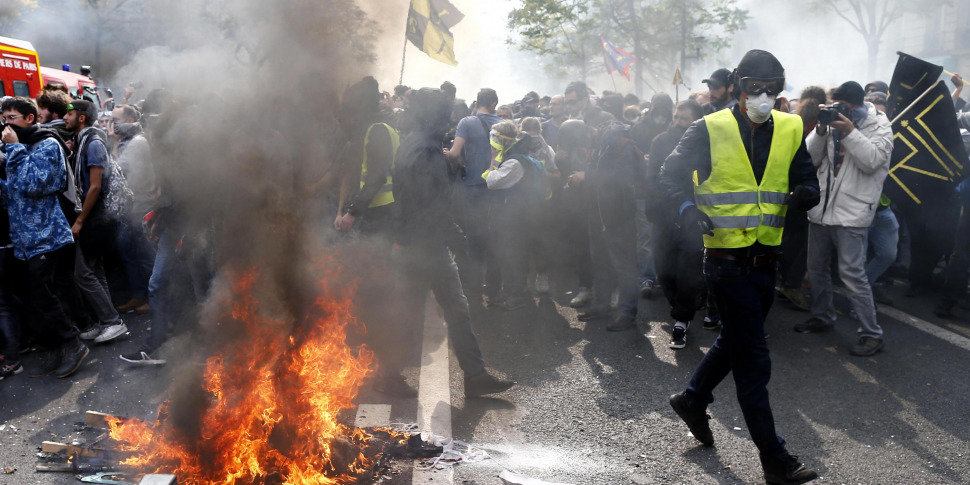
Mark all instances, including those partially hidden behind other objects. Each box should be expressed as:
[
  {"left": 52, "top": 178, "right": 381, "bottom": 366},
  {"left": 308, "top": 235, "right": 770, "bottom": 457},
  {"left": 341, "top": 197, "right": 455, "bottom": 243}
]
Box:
[{"left": 745, "top": 92, "right": 776, "bottom": 124}]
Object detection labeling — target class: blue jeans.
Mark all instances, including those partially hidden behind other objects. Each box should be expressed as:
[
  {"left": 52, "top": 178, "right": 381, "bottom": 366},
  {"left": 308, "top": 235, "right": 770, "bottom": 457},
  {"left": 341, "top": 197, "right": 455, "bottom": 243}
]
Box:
[
  {"left": 116, "top": 222, "right": 155, "bottom": 301},
  {"left": 143, "top": 228, "right": 211, "bottom": 353},
  {"left": 686, "top": 256, "right": 786, "bottom": 459},
  {"left": 635, "top": 199, "right": 657, "bottom": 284},
  {"left": 865, "top": 208, "right": 899, "bottom": 284}
]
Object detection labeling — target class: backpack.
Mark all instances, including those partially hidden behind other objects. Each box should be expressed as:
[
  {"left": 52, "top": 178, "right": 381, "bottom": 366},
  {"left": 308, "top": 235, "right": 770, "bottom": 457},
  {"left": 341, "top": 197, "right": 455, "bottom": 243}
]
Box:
[{"left": 74, "top": 128, "right": 134, "bottom": 220}]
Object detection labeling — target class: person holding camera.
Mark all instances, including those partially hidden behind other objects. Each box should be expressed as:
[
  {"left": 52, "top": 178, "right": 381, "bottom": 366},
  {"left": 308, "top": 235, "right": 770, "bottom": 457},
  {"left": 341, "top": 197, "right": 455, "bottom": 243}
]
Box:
[
  {"left": 661, "top": 49, "right": 820, "bottom": 485},
  {"left": 796, "top": 81, "right": 893, "bottom": 358}
]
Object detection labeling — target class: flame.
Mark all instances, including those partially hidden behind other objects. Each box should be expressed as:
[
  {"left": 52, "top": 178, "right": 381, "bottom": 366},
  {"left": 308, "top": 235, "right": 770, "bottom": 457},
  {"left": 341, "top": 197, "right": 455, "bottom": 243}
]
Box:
[{"left": 109, "top": 264, "right": 377, "bottom": 484}]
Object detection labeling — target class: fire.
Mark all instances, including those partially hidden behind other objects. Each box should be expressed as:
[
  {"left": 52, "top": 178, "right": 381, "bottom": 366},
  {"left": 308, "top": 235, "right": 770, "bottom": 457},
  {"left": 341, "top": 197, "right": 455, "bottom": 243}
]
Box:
[{"left": 108, "top": 265, "right": 377, "bottom": 484}]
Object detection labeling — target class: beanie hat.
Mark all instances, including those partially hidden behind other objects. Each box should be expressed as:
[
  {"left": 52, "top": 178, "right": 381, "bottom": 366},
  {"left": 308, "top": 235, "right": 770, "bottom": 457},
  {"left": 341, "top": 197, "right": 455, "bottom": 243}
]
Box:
[
  {"left": 864, "top": 81, "right": 889, "bottom": 94},
  {"left": 832, "top": 81, "right": 866, "bottom": 106},
  {"left": 735, "top": 50, "right": 785, "bottom": 80}
]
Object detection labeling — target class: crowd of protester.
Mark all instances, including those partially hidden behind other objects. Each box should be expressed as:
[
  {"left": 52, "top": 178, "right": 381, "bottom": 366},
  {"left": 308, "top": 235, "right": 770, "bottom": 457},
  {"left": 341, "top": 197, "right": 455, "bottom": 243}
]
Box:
[{"left": 1, "top": 47, "right": 970, "bottom": 483}]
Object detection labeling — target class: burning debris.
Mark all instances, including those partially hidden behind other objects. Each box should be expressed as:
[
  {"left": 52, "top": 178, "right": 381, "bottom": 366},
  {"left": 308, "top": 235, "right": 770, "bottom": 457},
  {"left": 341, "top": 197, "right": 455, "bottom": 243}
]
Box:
[{"left": 34, "top": 265, "right": 445, "bottom": 484}]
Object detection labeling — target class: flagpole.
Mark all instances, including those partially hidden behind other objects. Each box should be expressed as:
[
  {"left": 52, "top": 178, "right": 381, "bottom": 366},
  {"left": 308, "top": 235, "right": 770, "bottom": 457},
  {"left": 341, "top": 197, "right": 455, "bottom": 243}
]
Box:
[
  {"left": 609, "top": 72, "right": 617, "bottom": 92},
  {"left": 399, "top": 35, "right": 408, "bottom": 86},
  {"left": 890, "top": 80, "right": 943, "bottom": 125}
]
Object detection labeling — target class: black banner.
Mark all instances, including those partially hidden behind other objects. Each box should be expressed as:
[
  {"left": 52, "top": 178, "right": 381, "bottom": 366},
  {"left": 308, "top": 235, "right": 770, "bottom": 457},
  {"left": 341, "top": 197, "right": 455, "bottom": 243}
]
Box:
[
  {"left": 885, "top": 81, "right": 968, "bottom": 210},
  {"left": 887, "top": 51, "right": 943, "bottom": 119}
]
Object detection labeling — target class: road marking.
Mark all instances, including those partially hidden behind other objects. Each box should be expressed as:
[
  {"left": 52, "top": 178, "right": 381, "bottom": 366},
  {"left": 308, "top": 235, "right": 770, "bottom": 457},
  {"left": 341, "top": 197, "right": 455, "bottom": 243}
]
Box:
[
  {"left": 833, "top": 287, "right": 970, "bottom": 351},
  {"left": 412, "top": 297, "right": 454, "bottom": 484},
  {"left": 877, "top": 304, "right": 970, "bottom": 352},
  {"left": 354, "top": 404, "right": 391, "bottom": 428}
]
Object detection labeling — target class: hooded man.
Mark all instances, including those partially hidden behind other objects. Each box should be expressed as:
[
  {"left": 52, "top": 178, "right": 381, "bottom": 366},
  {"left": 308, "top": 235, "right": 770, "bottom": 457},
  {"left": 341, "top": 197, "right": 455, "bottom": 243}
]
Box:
[{"left": 661, "top": 50, "right": 820, "bottom": 485}]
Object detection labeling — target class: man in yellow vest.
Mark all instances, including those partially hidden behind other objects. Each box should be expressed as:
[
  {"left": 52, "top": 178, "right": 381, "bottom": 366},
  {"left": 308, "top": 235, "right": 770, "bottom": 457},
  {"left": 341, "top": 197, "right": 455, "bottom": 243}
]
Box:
[
  {"left": 660, "top": 50, "right": 820, "bottom": 485},
  {"left": 335, "top": 77, "right": 400, "bottom": 237}
]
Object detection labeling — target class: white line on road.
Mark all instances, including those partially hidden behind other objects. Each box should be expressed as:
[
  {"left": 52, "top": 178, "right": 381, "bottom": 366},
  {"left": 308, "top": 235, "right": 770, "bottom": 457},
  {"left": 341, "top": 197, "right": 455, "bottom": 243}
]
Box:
[
  {"left": 354, "top": 404, "right": 391, "bottom": 428},
  {"left": 412, "top": 298, "right": 454, "bottom": 484},
  {"left": 833, "top": 287, "right": 970, "bottom": 351},
  {"left": 877, "top": 304, "right": 970, "bottom": 352}
]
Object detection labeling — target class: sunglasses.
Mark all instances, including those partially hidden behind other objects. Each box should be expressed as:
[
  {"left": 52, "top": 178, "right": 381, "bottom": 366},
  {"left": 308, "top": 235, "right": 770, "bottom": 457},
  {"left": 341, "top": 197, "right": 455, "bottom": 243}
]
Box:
[{"left": 739, "top": 77, "right": 785, "bottom": 97}]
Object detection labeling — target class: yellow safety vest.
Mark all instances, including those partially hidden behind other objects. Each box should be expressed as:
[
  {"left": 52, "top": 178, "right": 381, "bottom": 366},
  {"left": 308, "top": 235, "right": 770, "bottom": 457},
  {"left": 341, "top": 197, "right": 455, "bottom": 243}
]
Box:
[
  {"left": 360, "top": 123, "right": 400, "bottom": 208},
  {"left": 694, "top": 109, "right": 803, "bottom": 248}
]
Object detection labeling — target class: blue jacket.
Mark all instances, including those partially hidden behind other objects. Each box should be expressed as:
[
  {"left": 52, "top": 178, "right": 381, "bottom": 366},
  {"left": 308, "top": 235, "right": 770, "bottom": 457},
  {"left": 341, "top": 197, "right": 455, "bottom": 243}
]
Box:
[{"left": 1, "top": 138, "right": 74, "bottom": 260}]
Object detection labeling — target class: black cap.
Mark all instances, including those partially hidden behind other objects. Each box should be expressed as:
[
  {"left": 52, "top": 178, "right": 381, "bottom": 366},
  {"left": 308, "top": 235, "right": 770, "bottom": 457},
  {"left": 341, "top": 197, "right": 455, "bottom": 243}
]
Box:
[
  {"left": 702, "top": 68, "right": 731, "bottom": 88},
  {"left": 832, "top": 81, "right": 866, "bottom": 106},
  {"left": 864, "top": 81, "right": 889, "bottom": 94},
  {"left": 735, "top": 50, "right": 785, "bottom": 80},
  {"left": 522, "top": 92, "right": 540, "bottom": 104}
]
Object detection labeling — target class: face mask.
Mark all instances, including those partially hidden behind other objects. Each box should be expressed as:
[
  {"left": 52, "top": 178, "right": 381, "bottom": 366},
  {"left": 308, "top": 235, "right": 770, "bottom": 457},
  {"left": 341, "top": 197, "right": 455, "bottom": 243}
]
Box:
[
  {"left": 849, "top": 105, "right": 868, "bottom": 127},
  {"left": 745, "top": 92, "right": 776, "bottom": 123}
]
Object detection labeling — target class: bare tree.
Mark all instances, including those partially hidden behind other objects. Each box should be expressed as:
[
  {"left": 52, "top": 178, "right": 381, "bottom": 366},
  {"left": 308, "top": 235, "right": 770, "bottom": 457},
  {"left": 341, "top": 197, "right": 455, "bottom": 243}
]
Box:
[
  {"left": 814, "top": 0, "right": 948, "bottom": 80},
  {"left": 0, "top": 0, "right": 37, "bottom": 32}
]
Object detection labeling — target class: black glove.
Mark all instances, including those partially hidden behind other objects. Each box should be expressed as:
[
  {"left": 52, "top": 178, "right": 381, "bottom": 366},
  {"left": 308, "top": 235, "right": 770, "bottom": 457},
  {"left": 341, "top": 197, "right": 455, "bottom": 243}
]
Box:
[
  {"left": 680, "top": 204, "right": 714, "bottom": 237},
  {"left": 786, "top": 185, "right": 820, "bottom": 211}
]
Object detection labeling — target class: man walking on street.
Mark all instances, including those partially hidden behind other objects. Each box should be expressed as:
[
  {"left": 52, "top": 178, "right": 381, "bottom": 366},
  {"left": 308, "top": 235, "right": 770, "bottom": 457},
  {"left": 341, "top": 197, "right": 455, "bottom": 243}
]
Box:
[
  {"left": 795, "top": 81, "right": 893, "bottom": 357},
  {"left": 661, "top": 50, "right": 820, "bottom": 485}
]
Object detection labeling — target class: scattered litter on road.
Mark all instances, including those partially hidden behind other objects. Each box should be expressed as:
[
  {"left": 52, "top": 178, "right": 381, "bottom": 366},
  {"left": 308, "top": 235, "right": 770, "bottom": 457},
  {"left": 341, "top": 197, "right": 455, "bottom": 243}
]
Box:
[
  {"left": 499, "top": 469, "right": 574, "bottom": 485},
  {"left": 1, "top": 466, "right": 15, "bottom": 474},
  {"left": 733, "top": 427, "right": 742, "bottom": 431},
  {"left": 414, "top": 433, "right": 489, "bottom": 471}
]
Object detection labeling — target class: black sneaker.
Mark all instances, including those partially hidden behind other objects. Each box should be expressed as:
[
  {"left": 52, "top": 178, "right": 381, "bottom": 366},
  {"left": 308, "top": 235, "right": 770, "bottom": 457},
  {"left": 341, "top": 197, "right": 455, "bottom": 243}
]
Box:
[
  {"left": 28, "top": 350, "right": 62, "bottom": 377},
  {"left": 54, "top": 340, "right": 89, "bottom": 378},
  {"left": 0, "top": 359, "right": 23, "bottom": 380},
  {"left": 761, "top": 452, "right": 818, "bottom": 485},
  {"left": 933, "top": 301, "right": 955, "bottom": 318},
  {"left": 639, "top": 280, "right": 658, "bottom": 299},
  {"left": 850, "top": 336, "right": 884, "bottom": 357},
  {"left": 499, "top": 296, "right": 529, "bottom": 311},
  {"left": 120, "top": 351, "right": 167, "bottom": 366},
  {"left": 702, "top": 317, "right": 721, "bottom": 331},
  {"left": 871, "top": 284, "right": 894, "bottom": 306},
  {"left": 374, "top": 373, "right": 418, "bottom": 398},
  {"left": 669, "top": 392, "right": 714, "bottom": 446},
  {"left": 464, "top": 372, "right": 514, "bottom": 397},
  {"left": 793, "top": 317, "right": 833, "bottom": 334},
  {"left": 670, "top": 324, "right": 688, "bottom": 349}
]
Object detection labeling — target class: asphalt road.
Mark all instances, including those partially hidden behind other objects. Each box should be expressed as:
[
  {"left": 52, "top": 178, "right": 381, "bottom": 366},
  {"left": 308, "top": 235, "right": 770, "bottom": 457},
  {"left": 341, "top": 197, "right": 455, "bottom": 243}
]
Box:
[{"left": 2, "top": 277, "right": 970, "bottom": 484}]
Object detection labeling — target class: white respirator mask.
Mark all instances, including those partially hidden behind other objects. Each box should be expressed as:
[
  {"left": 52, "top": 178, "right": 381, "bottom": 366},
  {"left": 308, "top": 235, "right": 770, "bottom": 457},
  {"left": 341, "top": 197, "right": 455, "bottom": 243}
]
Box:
[{"left": 745, "top": 92, "right": 775, "bottom": 123}]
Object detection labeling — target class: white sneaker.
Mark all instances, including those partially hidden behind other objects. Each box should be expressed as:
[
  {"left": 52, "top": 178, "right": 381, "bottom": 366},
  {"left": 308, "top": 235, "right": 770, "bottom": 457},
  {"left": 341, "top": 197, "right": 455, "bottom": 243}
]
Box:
[
  {"left": 569, "top": 287, "right": 591, "bottom": 308},
  {"left": 94, "top": 321, "right": 128, "bottom": 343},
  {"left": 79, "top": 325, "right": 103, "bottom": 340},
  {"left": 535, "top": 274, "right": 550, "bottom": 295}
]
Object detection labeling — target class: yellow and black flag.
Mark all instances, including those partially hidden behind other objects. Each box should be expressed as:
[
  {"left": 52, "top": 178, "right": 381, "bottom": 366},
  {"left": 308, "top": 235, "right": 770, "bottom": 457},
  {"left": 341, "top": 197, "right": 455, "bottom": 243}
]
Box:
[
  {"left": 885, "top": 80, "right": 968, "bottom": 210},
  {"left": 406, "top": 0, "right": 464, "bottom": 66},
  {"left": 887, "top": 51, "right": 943, "bottom": 119}
]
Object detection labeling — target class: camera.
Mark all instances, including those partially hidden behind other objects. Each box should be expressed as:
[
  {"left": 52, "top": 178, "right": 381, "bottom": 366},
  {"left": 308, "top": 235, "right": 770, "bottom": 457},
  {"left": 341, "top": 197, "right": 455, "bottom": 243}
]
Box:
[{"left": 817, "top": 101, "right": 851, "bottom": 125}]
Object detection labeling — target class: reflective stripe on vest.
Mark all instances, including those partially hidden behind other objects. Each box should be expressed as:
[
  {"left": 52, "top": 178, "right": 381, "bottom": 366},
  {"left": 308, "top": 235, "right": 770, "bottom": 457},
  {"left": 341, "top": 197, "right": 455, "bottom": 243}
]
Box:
[
  {"left": 361, "top": 123, "right": 401, "bottom": 208},
  {"left": 694, "top": 109, "right": 803, "bottom": 248}
]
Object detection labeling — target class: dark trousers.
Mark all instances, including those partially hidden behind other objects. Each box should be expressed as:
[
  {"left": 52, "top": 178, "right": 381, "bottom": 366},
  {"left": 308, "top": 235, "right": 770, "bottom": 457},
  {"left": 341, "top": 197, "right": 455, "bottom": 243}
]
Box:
[
  {"left": 940, "top": 207, "right": 970, "bottom": 306},
  {"left": 779, "top": 207, "right": 809, "bottom": 289},
  {"left": 497, "top": 205, "right": 530, "bottom": 298},
  {"left": 0, "top": 248, "right": 24, "bottom": 358},
  {"left": 26, "top": 245, "right": 79, "bottom": 350},
  {"left": 458, "top": 185, "right": 501, "bottom": 296},
  {"left": 394, "top": 242, "right": 486, "bottom": 377},
  {"left": 685, "top": 256, "right": 786, "bottom": 460},
  {"left": 906, "top": 202, "right": 959, "bottom": 289},
  {"left": 655, "top": 222, "right": 706, "bottom": 322}
]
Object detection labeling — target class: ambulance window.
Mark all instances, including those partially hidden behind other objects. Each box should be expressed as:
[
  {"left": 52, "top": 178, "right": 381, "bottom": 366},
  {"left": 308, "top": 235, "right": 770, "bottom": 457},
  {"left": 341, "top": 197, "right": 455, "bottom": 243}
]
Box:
[
  {"left": 0, "top": 81, "right": 5, "bottom": 97},
  {"left": 13, "top": 81, "right": 29, "bottom": 97}
]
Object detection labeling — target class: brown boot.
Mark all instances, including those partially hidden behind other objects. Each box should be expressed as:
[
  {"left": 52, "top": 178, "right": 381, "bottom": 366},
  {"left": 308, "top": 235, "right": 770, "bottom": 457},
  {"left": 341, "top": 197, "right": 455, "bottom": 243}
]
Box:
[
  {"left": 133, "top": 303, "right": 150, "bottom": 314},
  {"left": 116, "top": 298, "right": 147, "bottom": 313}
]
